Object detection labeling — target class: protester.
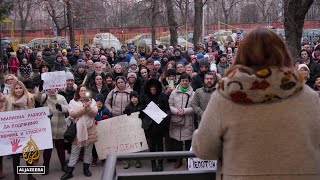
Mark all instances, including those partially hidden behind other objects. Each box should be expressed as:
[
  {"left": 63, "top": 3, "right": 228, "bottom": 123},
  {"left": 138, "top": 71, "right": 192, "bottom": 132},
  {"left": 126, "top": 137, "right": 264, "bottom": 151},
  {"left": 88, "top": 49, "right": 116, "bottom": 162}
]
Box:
[
  {"left": 169, "top": 73, "right": 194, "bottom": 168},
  {"left": 35, "top": 88, "right": 69, "bottom": 175},
  {"left": 139, "top": 78, "right": 171, "bottom": 171},
  {"left": 61, "top": 85, "right": 98, "bottom": 179},
  {"left": 1, "top": 74, "right": 18, "bottom": 96},
  {"left": 122, "top": 91, "right": 143, "bottom": 169},
  {"left": 105, "top": 76, "right": 132, "bottom": 116},
  {"left": 1, "top": 80, "right": 36, "bottom": 180},
  {"left": 192, "top": 27, "right": 320, "bottom": 180},
  {"left": 89, "top": 74, "right": 110, "bottom": 100}
]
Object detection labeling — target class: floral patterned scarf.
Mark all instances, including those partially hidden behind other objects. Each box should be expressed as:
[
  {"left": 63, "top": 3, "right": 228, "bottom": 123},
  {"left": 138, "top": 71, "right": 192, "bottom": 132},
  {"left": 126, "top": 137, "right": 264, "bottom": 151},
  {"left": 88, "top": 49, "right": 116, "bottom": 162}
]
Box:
[{"left": 218, "top": 67, "right": 304, "bottom": 104}]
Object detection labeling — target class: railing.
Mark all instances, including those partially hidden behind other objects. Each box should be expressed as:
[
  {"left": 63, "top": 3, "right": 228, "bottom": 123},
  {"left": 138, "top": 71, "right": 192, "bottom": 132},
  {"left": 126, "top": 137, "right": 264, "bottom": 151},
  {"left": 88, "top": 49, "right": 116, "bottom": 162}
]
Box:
[{"left": 102, "top": 151, "right": 216, "bottom": 180}]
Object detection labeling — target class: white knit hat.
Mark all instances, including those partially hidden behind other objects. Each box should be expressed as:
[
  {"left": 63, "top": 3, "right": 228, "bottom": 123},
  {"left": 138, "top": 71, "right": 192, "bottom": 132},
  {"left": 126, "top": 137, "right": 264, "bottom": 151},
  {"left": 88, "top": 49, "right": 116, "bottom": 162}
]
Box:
[
  {"left": 66, "top": 71, "right": 74, "bottom": 81},
  {"left": 298, "top": 64, "right": 310, "bottom": 72}
]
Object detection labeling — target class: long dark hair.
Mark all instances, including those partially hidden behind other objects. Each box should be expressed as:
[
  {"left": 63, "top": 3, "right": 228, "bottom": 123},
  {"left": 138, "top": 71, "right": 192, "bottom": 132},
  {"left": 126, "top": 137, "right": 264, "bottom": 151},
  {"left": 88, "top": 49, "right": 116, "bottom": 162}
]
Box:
[{"left": 74, "top": 84, "right": 88, "bottom": 101}]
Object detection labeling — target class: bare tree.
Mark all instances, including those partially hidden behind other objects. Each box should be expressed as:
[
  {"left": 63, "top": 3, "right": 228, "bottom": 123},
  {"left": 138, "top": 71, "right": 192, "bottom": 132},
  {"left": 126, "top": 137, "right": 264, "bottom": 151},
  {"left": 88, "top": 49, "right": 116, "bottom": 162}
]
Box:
[
  {"left": 284, "top": 0, "right": 314, "bottom": 58},
  {"left": 220, "top": 0, "right": 240, "bottom": 28},
  {"left": 166, "top": 0, "right": 178, "bottom": 47},
  {"left": 66, "top": 0, "right": 75, "bottom": 47},
  {"left": 240, "top": 4, "right": 259, "bottom": 23},
  {"left": 41, "top": 0, "right": 67, "bottom": 36},
  {"left": 193, "top": 0, "right": 206, "bottom": 46},
  {"left": 15, "top": 0, "right": 33, "bottom": 41}
]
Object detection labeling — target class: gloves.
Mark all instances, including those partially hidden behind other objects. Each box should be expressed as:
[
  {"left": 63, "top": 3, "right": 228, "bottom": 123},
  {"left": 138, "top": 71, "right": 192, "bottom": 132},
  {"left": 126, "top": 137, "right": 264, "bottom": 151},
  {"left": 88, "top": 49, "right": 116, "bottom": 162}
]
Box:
[
  {"left": 55, "top": 103, "right": 62, "bottom": 111},
  {"left": 38, "top": 80, "right": 44, "bottom": 92},
  {"left": 47, "top": 114, "right": 53, "bottom": 119}
]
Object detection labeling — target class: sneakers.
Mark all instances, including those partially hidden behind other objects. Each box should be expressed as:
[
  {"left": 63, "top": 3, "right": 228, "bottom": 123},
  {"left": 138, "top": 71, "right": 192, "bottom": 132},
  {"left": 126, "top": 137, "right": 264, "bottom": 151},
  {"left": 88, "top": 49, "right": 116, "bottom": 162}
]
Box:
[{"left": 123, "top": 161, "right": 130, "bottom": 169}]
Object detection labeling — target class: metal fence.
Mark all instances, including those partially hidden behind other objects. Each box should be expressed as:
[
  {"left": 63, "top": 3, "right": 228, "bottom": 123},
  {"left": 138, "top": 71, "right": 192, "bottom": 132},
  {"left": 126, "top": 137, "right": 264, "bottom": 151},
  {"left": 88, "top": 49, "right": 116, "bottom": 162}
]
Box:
[{"left": 102, "top": 151, "right": 216, "bottom": 180}]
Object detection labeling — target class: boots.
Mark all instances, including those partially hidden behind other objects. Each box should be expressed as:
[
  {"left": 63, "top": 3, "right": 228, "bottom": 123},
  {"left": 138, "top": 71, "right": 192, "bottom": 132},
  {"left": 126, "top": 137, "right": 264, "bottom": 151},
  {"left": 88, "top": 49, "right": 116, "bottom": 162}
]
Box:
[
  {"left": 42, "top": 149, "right": 52, "bottom": 175},
  {"left": 60, "top": 166, "right": 74, "bottom": 180},
  {"left": 151, "top": 160, "right": 157, "bottom": 172},
  {"left": 157, "top": 159, "right": 163, "bottom": 171},
  {"left": 83, "top": 163, "right": 92, "bottom": 177}
]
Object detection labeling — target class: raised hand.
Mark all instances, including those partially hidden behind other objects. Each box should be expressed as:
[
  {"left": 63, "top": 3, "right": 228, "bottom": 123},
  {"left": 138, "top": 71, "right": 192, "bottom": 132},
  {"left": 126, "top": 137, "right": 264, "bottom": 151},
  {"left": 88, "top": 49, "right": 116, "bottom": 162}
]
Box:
[{"left": 11, "top": 139, "right": 22, "bottom": 153}]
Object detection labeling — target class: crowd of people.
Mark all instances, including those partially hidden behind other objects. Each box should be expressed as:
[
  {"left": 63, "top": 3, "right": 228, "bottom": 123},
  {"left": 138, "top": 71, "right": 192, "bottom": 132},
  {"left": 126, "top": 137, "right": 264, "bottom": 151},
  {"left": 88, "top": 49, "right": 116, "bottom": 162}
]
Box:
[{"left": 0, "top": 29, "right": 319, "bottom": 180}]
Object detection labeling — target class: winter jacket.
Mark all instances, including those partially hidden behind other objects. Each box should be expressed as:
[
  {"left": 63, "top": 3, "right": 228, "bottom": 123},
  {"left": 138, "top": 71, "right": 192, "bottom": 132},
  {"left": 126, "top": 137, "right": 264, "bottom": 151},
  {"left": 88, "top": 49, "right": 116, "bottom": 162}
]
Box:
[
  {"left": 139, "top": 78, "right": 171, "bottom": 138},
  {"left": 35, "top": 91, "right": 68, "bottom": 139},
  {"left": 69, "top": 99, "right": 98, "bottom": 145},
  {"left": 192, "top": 67, "right": 320, "bottom": 180},
  {"left": 8, "top": 57, "right": 20, "bottom": 74},
  {"left": 105, "top": 86, "right": 132, "bottom": 117},
  {"left": 123, "top": 102, "right": 142, "bottom": 115},
  {"left": 52, "top": 60, "right": 67, "bottom": 72},
  {"left": 89, "top": 84, "right": 110, "bottom": 101},
  {"left": 59, "top": 84, "right": 77, "bottom": 103},
  {"left": 169, "top": 85, "right": 194, "bottom": 141},
  {"left": 42, "top": 50, "right": 56, "bottom": 69},
  {"left": 73, "top": 70, "right": 87, "bottom": 86},
  {"left": 16, "top": 50, "right": 27, "bottom": 63},
  {"left": 18, "top": 63, "right": 32, "bottom": 79},
  {"left": 306, "top": 59, "right": 320, "bottom": 88},
  {"left": 217, "top": 62, "right": 230, "bottom": 77},
  {"left": 191, "top": 87, "right": 215, "bottom": 121},
  {"left": 95, "top": 105, "right": 111, "bottom": 121}
]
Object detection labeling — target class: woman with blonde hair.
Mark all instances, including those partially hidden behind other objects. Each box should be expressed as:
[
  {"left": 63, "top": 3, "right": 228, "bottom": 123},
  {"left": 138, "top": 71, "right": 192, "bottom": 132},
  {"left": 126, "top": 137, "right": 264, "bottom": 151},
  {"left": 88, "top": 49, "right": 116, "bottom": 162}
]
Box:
[
  {"left": 192, "top": 27, "right": 320, "bottom": 180},
  {"left": 1, "top": 74, "right": 18, "bottom": 96},
  {"left": 1, "top": 80, "right": 36, "bottom": 180}
]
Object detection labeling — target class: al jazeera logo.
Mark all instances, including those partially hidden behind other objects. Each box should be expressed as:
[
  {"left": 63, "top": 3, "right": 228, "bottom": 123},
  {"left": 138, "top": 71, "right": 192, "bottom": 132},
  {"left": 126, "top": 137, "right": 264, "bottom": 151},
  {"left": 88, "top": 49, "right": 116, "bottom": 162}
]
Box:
[{"left": 17, "top": 136, "right": 45, "bottom": 174}]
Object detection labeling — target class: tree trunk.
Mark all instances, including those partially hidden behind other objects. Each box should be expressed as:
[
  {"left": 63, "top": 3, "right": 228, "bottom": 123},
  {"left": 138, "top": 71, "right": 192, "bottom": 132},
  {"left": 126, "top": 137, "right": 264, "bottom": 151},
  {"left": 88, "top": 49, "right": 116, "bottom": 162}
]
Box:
[
  {"left": 66, "top": 0, "right": 75, "bottom": 48},
  {"left": 151, "top": 0, "right": 159, "bottom": 48},
  {"left": 166, "top": 0, "right": 178, "bottom": 48},
  {"left": 283, "top": 0, "right": 314, "bottom": 58},
  {"left": 193, "top": 0, "right": 204, "bottom": 46},
  {"left": 20, "top": 20, "right": 26, "bottom": 42}
]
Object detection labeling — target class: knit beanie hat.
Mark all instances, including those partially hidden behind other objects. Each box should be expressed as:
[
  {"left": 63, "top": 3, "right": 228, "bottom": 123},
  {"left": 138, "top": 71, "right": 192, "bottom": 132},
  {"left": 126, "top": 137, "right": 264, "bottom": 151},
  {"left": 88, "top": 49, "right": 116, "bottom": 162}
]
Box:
[
  {"left": 127, "top": 72, "right": 137, "bottom": 79},
  {"left": 167, "top": 68, "right": 176, "bottom": 76},
  {"left": 129, "top": 91, "right": 139, "bottom": 99},
  {"left": 129, "top": 57, "right": 137, "bottom": 66},
  {"left": 154, "top": 60, "right": 160, "bottom": 65},
  {"left": 196, "top": 53, "right": 204, "bottom": 59},
  {"left": 298, "top": 64, "right": 310, "bottom": 72},
  {"left": 94, "top": 93, "right": 105, "bottom": 103},
  {"left": 199, "top": 59, "right": 210, "bottom": 67},
  {"left": 65, "top": 71, "right": 74, "bottom": 81},
  {"left": 76, "top": 62, "right": 86, "bottom": 69}
]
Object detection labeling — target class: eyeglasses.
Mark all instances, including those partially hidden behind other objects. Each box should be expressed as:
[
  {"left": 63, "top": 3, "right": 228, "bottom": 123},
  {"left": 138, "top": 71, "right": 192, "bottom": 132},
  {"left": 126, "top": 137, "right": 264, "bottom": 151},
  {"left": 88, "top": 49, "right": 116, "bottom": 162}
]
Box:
[{"left": 6, "top": 78, "right": 14, "bottom": 81}]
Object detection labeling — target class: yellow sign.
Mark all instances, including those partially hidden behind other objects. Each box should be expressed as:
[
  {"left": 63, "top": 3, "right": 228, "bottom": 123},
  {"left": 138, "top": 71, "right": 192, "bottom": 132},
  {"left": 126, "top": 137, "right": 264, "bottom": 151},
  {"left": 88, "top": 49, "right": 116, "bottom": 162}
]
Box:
[
  {"left": 1, "top": 18, "right": 12, "bottom": 23},
  {"left": 22, "top": 136, "right": 40, "bottom": 165}
]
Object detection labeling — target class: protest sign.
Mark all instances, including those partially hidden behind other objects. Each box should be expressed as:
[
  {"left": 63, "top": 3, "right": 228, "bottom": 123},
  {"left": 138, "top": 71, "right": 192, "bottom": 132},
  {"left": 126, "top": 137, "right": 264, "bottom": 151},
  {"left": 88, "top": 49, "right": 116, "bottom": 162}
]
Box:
[
  {"left": 188, "top": 158, "right": 217, "bottom": 171},
  {"left": 0, "top": 107, "right": 53, "bottom": 156},
  {"left": 94, "top": 112, "right": 148, "bottom": 160},
  {"left": 41, "top": 71, "right": 66, "bottom": 90},
  {"left": 142, "top": 101, "right": 167, "bottom": 124}
]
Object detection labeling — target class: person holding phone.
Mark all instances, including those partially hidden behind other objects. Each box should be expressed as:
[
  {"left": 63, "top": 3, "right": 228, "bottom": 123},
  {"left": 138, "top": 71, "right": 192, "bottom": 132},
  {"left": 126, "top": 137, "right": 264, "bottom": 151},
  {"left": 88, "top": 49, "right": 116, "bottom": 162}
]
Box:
[{"left": 61, "top": 85, "right": 98, "bottom": 180}]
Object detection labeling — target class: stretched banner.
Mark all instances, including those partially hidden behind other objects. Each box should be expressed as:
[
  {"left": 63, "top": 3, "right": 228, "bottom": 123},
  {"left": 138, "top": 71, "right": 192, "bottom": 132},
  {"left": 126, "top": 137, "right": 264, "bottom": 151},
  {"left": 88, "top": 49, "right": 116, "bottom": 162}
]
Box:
[
  {"left": 95, "top": 112, "right": 148, "bottom": 160},
  {"left": 0, "top": 107, "right": 53, "bottom": 156},
  {"left": 41, "top": 71, "right": 66, "bottom": 90}
]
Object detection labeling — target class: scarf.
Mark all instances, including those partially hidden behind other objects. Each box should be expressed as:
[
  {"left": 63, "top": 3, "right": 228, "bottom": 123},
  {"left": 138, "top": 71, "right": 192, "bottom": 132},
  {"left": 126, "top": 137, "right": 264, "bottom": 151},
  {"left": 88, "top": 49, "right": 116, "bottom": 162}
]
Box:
[
  {"left": 179, "top": 85, "right": 190, "bottom": 93},
  {"left": 96, "top": 84, "right": 103, "bottom": 92},
  {"left": 70, "top": 99, "right": 97, "bottom": 147},
  {"left": 218, "top": 67, "right": 304, "bottom": 104}
]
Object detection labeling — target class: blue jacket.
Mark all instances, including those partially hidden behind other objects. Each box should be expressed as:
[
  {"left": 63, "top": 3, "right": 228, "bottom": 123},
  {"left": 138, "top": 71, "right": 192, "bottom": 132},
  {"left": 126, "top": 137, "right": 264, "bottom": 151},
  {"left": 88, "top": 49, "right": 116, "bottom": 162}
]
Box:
[
  {"left": 95, "top": 105, "right": 111, "bottom": 121},
  {"left": 126, "top": 52, "right": 141, "bottom": 60}
]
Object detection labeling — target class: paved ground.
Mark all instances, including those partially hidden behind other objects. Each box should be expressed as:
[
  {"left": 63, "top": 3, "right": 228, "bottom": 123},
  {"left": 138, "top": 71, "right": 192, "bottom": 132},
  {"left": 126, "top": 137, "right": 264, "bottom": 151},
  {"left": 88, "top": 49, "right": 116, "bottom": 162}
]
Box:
[{"left": 1, "top": 149, "right": 188, "bottom": 180}]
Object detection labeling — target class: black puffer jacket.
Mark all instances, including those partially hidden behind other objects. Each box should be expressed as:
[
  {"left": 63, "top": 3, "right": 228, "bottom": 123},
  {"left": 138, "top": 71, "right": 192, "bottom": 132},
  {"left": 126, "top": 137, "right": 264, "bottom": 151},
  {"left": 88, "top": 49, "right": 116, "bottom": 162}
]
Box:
[{"left": 139, "top": 78, "right": 171, "bottom": 138}]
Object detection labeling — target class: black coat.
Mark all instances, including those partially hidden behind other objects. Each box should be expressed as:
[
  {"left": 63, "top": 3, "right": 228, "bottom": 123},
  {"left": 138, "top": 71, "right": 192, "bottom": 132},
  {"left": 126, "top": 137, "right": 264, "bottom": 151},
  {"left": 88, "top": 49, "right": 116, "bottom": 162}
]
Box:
[
  {"left": 123, "top": 102, "right": 142, "bottom": 115},
  {"left": 59, "top": 87, "right": 76, "bottom": 103},
  {"left": 89, "top": 84, "right": 110, "bottom": 101},
  {"left": 139, "top": 78, "right": 171, "bottom": 138}
]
